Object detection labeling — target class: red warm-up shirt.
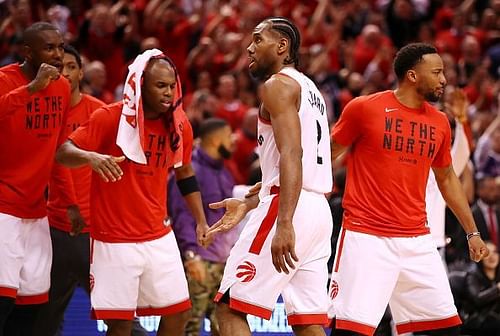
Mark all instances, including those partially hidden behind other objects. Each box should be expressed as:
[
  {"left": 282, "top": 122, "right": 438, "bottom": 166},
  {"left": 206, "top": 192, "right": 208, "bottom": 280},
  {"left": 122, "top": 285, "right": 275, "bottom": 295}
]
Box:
[
  {"left": 47, "top": 94, "right": 104, "bottom": 233},
  {"left": 332, "top": 91, "right": 452, "bottom": 237},
  {"left": 0, "top": 64, "right": 70, "bottom": 218},
  {"left": 69, "top": 102, "right": 193, "bottom": 242}
]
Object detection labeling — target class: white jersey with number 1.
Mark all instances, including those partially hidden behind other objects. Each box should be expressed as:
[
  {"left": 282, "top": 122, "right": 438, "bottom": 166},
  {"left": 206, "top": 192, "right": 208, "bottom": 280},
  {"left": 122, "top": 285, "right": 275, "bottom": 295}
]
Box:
[{"left": 257, "top": 67, "right": 332, "bottom": 198}]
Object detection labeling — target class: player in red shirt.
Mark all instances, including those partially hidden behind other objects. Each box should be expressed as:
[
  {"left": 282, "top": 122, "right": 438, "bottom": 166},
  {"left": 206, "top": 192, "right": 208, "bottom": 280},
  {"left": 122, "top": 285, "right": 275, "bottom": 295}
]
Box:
[
  {"left": 34, "top": 45, "right": 147, "bottom": 336},
  {"left": 56, "top": 54, "right": 208, "bottom": 335},
  {"left": 0, "top": 22, "right": 70, "bottom": 335},
  {"left": 329, "top": 43, "right": 489, "bottom": 336}
]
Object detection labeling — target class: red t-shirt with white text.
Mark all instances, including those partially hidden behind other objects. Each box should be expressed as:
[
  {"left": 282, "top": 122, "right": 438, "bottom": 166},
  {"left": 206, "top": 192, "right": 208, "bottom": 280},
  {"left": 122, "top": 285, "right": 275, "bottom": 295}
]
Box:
[
  {"left": 0, "top": 63, "right": 70, "bottom": 218},
  {"left": 47, "top": 94, "right": 104, "bottom": 232},
  {"left": 69, "top": 102, "right": 193, "bottom": 242},
  {"left": 332, "top": 91, "right": 452, "bottom": 237}
]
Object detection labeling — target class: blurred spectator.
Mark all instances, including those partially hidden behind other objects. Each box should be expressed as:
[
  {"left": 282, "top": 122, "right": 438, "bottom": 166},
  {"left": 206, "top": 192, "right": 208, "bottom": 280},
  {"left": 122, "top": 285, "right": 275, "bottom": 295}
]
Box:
[
  {"left": 227, "top": 107, "right": 258, "bottom": 185},
  {"left": 436, "top": 10, "right": 467, "bottom": 61},
  {"left": 457, "top": 35, "right": 482, "bottom": 85},
  {"left": 186, "top": 37, "right": 220, "bottom": 87},
  {"left": 185, "top": 89, "right": 219, "bottom": 138},
  {"left": 464, "top": 65, "right": 496, "bottom": 113},
  {"left": 337, "top": 71, "right": 365, "bottom": 111},
  {"left": 140, "top": 36, "right": 160, "bottom": 52},
  {"left": 214, "top": 73, "right": 248, "bottom": 131},
  {"left": 384, "top": 0, "right": 425, "bottom": 48},
  {"left": 352, "top": 24, "right": 393, "bottom": 76},
  {"left": 473, "top": 176, "right": 500, "bottom": 245},
  {"left": 82, "top": 60, "right": 115, "bottom": 104},
  {"left": 235, "top": 70, "right": 258, "bottom": 108},
  {"left": 486, "top": 42, "right": 500, "bottom": 80},
  {"left": 168, "top": 118, "right": 237, "bottom": 336},
  {"left": 78, "top": 2, "right": 135, "bottom": 93},
  {"left": 475, "top": 117, "right": 500, "bottom": 178},
  {"left": 144, "top": 0, "right": 204, "bottom": 90},
  {"left": 0, "top": 0, "right": 31, "bottom": 60},
  {"left": 462, "top": 241, "right": 500, "bottom": 336},
  {"left": 46, "top": 4, "right": 71, "bottom": 41},
  {"left": 307, "top": 43, "right": 341, "bottom": 122}
]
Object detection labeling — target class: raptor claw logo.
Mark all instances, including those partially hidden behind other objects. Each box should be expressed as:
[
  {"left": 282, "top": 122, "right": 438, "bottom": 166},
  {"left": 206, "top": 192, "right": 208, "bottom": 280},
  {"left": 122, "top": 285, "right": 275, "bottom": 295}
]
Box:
[
  {"left": 236, "top": 261, "right": 256, "bottom": 283},
  {"left": 330, "top": 280, "right": 339, "bottom": 299}
]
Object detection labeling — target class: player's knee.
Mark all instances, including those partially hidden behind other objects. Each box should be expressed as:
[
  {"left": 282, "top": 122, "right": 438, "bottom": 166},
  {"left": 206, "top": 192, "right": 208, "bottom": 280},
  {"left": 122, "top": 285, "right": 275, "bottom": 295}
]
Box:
[
  {"left": 177, "top": 308, "right": 191, "bottom": 325},
  {"left": 159, "top": 309, "right": 191, "bottom": 330},
  {"left": 215, "top": 301, "right": 246, "bottom": 321},
  {"left": 104, "top": 319, "right": 133, "bottom": 334},
  {"left": 291, "top": 324, "right": 324, "bottom": 335},
  {"left": 425, "top": 325, "right": 461, "bottom": 336}
]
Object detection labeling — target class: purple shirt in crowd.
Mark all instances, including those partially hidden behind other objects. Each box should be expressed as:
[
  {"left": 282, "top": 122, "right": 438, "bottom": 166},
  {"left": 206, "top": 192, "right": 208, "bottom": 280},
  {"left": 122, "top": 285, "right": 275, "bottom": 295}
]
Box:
[{"left": 168, "top": 146, "right": 237, "bottom": 263}]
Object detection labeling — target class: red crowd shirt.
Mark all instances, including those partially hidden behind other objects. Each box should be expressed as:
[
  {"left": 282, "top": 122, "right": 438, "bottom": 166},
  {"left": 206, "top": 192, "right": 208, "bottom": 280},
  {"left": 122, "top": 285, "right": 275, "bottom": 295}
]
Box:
[
  {"left": 0, "top": 63, "right": 70, "bottom": 219},
  {"left": 69, "top": 102, "right": 194, "bottom": 243},
  {"left": 332, "top": 91, "right": 452, "bottom": 237},
  {"left": 47, "top": 94, "right": 104, "bottom": 233}
]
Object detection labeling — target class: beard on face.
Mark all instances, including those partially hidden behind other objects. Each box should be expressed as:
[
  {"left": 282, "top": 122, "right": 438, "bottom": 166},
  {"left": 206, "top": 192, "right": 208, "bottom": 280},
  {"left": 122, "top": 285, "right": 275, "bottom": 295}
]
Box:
[
  {"left": 424, "top": 91, "right": 441, "bottom": 102},
  {"left": 218, "top": 144, "right": 232, "bottom": 159},
  {"left": 202, "top": 110, "right": 213, "bottom": 119},
  {"left": 249, "top": 61, "right": 273, "bottom": 81},
  {"left": 417, "top": 84, "right": 442, "bottom": 103}
]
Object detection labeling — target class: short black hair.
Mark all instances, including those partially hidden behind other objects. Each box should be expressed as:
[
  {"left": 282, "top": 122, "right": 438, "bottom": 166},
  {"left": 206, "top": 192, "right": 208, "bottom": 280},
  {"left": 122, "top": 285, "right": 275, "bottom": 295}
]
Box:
[
  {"left": 22, "top": 22, "right": 59, "bottom": 47},
  {"left": 198, "top": 118, "right": 228, "bottom": 140},
  {"left": 146, "top": 54, "right": 178, "bottom": 79},
  {"left": 265, "top": 17, "right": 301, "bottom": 66},
  {"left": 63, "top": 44, "right": 82, "bottom": 68},
  {"left": 393, "top": 43, "right": 438, "bottom": 81}
]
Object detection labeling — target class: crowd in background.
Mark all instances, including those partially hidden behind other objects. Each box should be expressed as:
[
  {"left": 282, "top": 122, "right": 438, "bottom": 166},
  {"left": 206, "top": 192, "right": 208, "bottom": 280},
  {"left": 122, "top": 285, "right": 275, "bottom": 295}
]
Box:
[{"left": 1, "top": 0, "right": 500, "bottom": 335}]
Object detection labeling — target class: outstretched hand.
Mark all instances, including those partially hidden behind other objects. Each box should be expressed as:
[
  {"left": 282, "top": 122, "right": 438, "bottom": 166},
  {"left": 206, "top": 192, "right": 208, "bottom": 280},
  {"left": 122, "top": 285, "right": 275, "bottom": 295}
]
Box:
[
  {"left": 205, "top": 198, "right": 248, "bottom": 240},
  {"left": 88, "top": 153, "right": 125, "bottom": 182}
]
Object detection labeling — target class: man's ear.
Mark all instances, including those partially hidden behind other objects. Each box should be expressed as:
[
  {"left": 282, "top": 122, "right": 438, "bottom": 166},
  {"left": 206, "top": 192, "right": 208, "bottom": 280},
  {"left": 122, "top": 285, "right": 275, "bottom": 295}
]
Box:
[
  {"left": 407, "top": 70, "right": 417, "bottom": 83},
  {"left": 23, "top": 45, "right": 32, "bottom": 62},
  {"left": 277, "top": 37, "right": 289, "bottom": 55}
]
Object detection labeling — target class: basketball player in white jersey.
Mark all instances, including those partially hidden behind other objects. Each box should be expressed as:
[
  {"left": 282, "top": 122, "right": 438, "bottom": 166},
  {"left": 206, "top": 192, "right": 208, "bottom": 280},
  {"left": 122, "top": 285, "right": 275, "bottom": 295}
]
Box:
[{"left": 205, "top": 17, "right": 333, "bottom": 336}]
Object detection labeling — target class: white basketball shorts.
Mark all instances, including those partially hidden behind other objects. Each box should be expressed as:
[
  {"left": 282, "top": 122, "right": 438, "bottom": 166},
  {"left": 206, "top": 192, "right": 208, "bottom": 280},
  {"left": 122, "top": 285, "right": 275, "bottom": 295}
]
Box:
[
  {"left": 0, "top": 212, "right": 52, "bottom": 304},
  {"left": 329, "top": 229, "right": 461, "bottom": 335},
  {"left": 215, "top": 188, "right": 333, "bottom": 326},
  {"left": 90, "top": 230, "right": 191, "bottom": 320}
]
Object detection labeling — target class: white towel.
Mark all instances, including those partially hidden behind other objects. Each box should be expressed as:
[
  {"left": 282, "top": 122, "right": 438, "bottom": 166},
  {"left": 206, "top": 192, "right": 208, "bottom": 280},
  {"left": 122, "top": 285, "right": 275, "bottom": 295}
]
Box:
[{"left": 116, "top": 48, "right": 164, "bottom": 164}]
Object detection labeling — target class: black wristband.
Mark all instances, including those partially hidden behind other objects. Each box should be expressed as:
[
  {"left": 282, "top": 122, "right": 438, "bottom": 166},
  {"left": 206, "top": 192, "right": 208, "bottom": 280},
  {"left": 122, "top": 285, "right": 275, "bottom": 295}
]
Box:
[{"left": 177, "top": 175, "right": 200, "bottom": 196}]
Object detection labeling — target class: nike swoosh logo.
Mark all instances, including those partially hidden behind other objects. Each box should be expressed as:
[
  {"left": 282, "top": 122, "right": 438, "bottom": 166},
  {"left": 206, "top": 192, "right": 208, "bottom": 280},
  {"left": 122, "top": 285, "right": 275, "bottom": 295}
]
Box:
[{"left": 385, "top": 108, "right": 398, "bottom": 113}]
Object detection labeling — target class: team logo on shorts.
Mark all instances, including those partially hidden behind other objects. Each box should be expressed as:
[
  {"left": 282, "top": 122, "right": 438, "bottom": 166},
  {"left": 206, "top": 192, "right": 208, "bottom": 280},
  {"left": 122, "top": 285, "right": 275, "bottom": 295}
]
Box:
[
  {"left": 236, "top": 261, "right": 256, "bottom": 282},
  {"left": 89, "top": 274, "right": 95, "bottom": 292},
  {"left": 330, "top": 280, "right": 339, "bottom": 299}
]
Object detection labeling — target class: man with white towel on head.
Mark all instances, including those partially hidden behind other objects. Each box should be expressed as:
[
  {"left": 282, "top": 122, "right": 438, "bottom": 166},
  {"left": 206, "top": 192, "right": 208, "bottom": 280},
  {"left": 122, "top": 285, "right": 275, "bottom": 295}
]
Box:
[{"left": 56, "top": 49, "right": 209, "bottom": 336}]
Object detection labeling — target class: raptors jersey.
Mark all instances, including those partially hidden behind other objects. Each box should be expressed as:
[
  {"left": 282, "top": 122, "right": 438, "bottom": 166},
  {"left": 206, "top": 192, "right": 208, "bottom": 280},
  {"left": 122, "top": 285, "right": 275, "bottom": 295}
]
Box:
[{"left": 257, "top": 67, "right": 332, "bottom": 198}]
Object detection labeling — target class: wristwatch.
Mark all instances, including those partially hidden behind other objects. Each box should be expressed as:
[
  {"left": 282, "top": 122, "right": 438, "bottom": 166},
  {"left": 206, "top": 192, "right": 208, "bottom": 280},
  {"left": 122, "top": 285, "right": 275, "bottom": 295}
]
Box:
[{"left": 184, "top": 250, "right": 198, "bottom": 261}]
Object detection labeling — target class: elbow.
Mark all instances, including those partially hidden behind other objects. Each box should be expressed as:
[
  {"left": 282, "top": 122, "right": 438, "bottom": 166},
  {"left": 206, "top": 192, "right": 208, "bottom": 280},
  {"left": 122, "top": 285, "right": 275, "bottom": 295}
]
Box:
[
  {"left": 55, "top": 142, "right": 71, "bottom": 165},
  {"left": 55, "top": 144, "right": 65, "bottom": 164}
]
